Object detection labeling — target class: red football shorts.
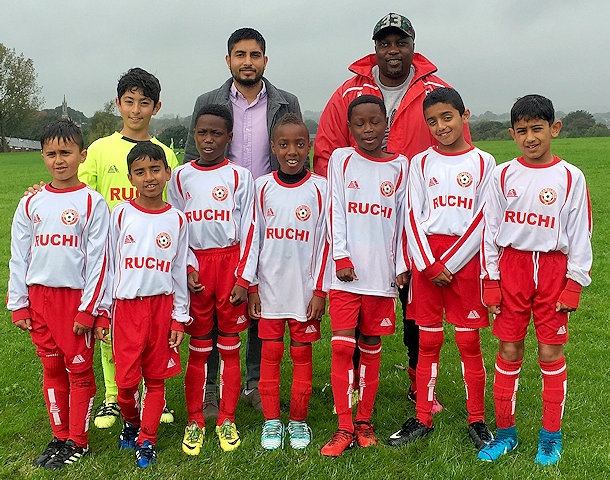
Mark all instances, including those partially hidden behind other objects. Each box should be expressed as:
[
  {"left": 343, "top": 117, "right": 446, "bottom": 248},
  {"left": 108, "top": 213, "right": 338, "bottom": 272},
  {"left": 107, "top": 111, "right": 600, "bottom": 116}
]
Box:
[
  {"left": 259, "top": 317, "right": 322, "bottom": 343},
  {"left": 187, "top": 245, "right": 249, "bottom": 337},
  {"left": 112, "top": 294, "right": 182, "bottom": 388},
  {"left": 27, "top": 285, "right": 94, "bottom": 373},
  {"left": 411, "top": 234, "right": 489, "bottom": 328},
  {"left": 492, "top": 247, "right": 569, "bottom": 345},
  {"left": 329, "top": 290, "right": 396, "bottom": 336}
]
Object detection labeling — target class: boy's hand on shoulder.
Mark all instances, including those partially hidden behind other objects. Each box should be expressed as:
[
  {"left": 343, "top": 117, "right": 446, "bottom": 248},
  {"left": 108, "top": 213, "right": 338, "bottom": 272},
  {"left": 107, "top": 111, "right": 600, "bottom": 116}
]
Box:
[
  {"left": 73, "top": 321, "right": 91, "bottom": 335},
  {"left": 169, "top": 330, "right": 184, "bottom": 348},
  {"left": 248, "top": 292, "right": 262, "bottom": 318},
  {"left": 307, "top": 295, "right": 326, "bottom": 321},
  {"left": 337, "top": 268, "right": 358, "bottom": 282},
  {"left": 14, "top": 318, "right": 32, "bottom": 331},
  {"left": 230, "top": 284, "right": 248, "bottom": 306},
  {"left": 188, "top": 271, "right": 204, "bottom": 293},
  {"left": 23, "top": 181, "right": 45, "bottom": 196}
]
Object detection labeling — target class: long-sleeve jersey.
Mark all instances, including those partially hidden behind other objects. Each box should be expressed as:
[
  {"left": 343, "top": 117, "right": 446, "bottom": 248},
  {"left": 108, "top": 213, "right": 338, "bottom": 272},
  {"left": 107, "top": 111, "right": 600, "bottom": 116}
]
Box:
[
  {"left": 7, "top": 183, "right": 110, "bottom": 320},
  {"left": 250, "top": 171, "right": 331, "bottom": 321},
  {"left": 167, "top": 159, "right": 257, "bottom": 285},
  {"left": 407, "top": 145, "right": 495, "bottom": 274},
  {"left": 481, "top": 156, "right": 592, "bottom": 286},
  {"left": 80, "top": 132, "right": 179, "bottom": 209},
  {"left": 328, "top": 147, "right": 408, "bottom": 297},
  {"left": 107, "top": 200, "right": 191, "bottom": 323}
]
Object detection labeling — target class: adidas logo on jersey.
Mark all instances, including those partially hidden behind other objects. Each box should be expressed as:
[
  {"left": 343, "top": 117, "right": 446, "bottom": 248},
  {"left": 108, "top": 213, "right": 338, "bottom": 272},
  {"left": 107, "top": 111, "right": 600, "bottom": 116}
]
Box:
[
  {"left": 557, "top": 325, "right": 567, "bottom": 335},
  {"left": 380, "top": 317, "right": 393, "bottom": 327},
  {"left": 266, "top": 208, "right": 275, "bottom": 217},
  {"left": 236, "top": 315, "right": 248, "bottom": 324},
  {"left": 429, "top": 177, "right": 439, "bottom": 187},
  {"left": 33, "top": 214, "right": 42, "bottom": 223},
  {"left": 506, "top": 189, "right": 518, "bottom": 198},
  {"left": 305, "top": 325, "right": 318, "bottom": 334},
  {"left": 124, "top": 235, "right": 136, "bottom": 244},
  {"left": 186, "top": 192, "right": 192, "bottom": 200},
  {"left": 72, "top": 355, "right": 85, "bottom": 364},
  {"left": 167, "top": 358, "right": 176, "bottom": 369},
  {"left": 347, "top": 180, "right": 360, "bottom": 189},
  {"left": 467, "top": 310, "right": 481, "bottom": 319},
  {"left": 107, "top": 165, "right": 119, "bottom": 173}
]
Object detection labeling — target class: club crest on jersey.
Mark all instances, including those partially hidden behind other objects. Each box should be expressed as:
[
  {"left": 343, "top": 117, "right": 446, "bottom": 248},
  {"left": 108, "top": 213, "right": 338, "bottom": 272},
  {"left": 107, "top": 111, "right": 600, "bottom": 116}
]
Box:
[
  {"left": 61, "top": 209, "right": 79, "bottom": 226},
  {"left": 380, "top": 181, "right": 395, "bottom": 197},
  {"left": 539, "top": 188, "right": 557, "bottom": 205},
  {"left": 456, "top": 172, "right": 473, "bottom": 188},
  {"left": 295, "top": 205, "right": 311, "bottom": 221},
  {"left": 156, "top": 232, "right": 172, "bottom": 249},
  {"left": 212, "top": 185, "right": 229, "bottom": 202}
]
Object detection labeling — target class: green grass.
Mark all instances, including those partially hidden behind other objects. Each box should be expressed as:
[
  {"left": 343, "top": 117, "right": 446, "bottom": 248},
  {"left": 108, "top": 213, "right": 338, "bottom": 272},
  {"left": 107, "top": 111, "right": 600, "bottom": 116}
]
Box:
[{"left": 1, "top": 138, "right": 609, "bottom": 479}]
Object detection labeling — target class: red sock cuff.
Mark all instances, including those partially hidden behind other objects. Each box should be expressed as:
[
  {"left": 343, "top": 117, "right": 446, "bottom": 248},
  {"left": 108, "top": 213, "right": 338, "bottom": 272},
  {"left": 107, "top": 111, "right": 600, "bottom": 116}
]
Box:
[
  {"left": 495, "top": 354, "right": 522, "bottom": 374},
  {"left": 538, "top": 356, "right": 566, "bottom": 373},
  {"left": 217, "top": 335, "right": 241, "bottom": 351},
  {"left": 189, "top": 337, "right": 213, "bottom": 353},
  {"left": 290, "top": 343, "right": 312, "bottom": 364}
]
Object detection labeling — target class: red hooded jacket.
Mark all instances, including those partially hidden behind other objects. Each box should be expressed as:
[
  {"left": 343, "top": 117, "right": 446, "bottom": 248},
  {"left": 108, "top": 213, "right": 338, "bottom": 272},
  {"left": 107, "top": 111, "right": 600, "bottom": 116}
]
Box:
[{"left": 313, "top": 52, "right": 470, "bottom": 176}]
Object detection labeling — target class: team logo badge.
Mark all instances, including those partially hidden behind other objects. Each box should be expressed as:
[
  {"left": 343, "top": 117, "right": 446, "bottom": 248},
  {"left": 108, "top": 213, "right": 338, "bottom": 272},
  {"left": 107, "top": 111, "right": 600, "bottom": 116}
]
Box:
[
  {"left": 61, "top": 209, "right": 79, "bottom": 226},
  {"left": 212, "top": 186, "right": 229, "bottom": 202},
  {"left": 380, "top": 181, "right": 395, "bottom": 197},
  {"left": 456, "top": 172, "right": 473, "bottom": 188},
  {"left": 295, "top": 205, "right": 311, "bottom": 221},
  {"left": 156, "top": 232, "right": 172, "bottom": 249},
  {"left": 539, "top": 188, "right": 557, "bottom": 205}
]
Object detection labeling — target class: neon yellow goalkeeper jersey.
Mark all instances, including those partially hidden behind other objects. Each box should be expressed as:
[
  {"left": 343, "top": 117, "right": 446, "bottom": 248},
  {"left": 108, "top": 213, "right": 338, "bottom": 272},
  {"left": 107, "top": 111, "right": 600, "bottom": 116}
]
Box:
[{"left": 79, "top": 132, "right": 180, "bottom": 209}]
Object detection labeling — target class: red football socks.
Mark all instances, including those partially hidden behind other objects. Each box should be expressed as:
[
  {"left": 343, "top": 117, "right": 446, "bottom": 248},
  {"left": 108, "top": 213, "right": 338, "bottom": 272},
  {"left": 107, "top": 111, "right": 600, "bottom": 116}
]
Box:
[
  {"left": 184, "top": 337, "right": 213, "bottom": 428},
  {"left": 455, "top": 327, "right": 486, "bottom": 424},
  {"left": 217, "top": 335, "right": 241, "bottom": 425},
  {"left": 493, "top": 354, "right": 523, "bottom": 429},
  {"left": 540, "top": 356, "right": 567, "bottom": 432},
  {"left": 259, "top": 340, "right": 284, "bottom": 420},
  {"left": 415, "top": 326, "right": 444, "bottom": 427},
  {"left": 330, "top": 335, "right": 357, "bottom": 433},
  {"left": 354, "top": 340, "right": 381, "bottom": 423},
  {"left": 290, "top": 343, "right": 313, "bottom": 422}
]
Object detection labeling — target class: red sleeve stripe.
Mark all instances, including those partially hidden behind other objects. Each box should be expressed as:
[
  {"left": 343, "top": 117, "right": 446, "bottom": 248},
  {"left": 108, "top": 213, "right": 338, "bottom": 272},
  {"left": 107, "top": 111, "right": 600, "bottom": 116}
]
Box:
[
  {"left": 233, "top": 168, "right": 240, "bottom": 194},
  {"left": 176, "top": 169, "right": 184, "bottom": 198},
  {"left": 315, "top": 239, "right": 331, "bottom": 291},
  {"left": 408, "top": 207, "right": 433, "bottom": 268},
  {"left": 83, "top": 253, "right": 107, "bottom": 315},
  {"left": 441, "top": 209, "right": 484, "bottom": 262},
  {"left": 499, "top": 164, "right": 510, "bottom": 198}
]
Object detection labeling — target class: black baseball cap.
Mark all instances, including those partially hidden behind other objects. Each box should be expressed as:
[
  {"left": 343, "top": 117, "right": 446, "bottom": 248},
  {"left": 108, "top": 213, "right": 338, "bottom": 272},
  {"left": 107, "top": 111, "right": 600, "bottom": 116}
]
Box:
[{"left": 372, "top": 13, "right": 415, "bottom": 41}]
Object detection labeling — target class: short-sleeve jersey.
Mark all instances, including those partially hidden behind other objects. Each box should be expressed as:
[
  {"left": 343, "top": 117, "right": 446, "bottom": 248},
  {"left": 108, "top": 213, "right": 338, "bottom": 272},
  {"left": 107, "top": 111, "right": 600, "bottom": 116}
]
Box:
[
  {"left": 328, "top": 147, "right": 408, "bottom": 297},
  {"left": 7, "top": 183, "right": 110, "bottom": 316},
  {"left": 481, "top": 156, "right": 592, "bottom": 287},
  {"left": 408, "top": 145, "right": 495, "bottom": 274},
  {"left": 108, "top": 200, "right": 190, "bottom": 323},
  {"left": 80, "top": 132, "right": 179, "bottom": 209},
  {"left": 167, "top": 158, "right": 257, "bottom": 284},
  {"left": 251, "top": 171, "right": 331, "bottom": 321}
]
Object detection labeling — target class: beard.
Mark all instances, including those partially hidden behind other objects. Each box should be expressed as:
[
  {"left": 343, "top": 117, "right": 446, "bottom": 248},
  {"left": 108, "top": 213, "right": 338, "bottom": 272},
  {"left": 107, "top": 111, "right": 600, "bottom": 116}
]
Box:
[{"left": 232, "top": 70, "right": 264, "bottom": 87}]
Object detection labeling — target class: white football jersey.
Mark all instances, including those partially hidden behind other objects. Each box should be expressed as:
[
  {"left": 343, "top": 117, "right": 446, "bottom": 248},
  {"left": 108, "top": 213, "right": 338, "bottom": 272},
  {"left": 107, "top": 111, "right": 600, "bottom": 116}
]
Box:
[
  {"left": 482, "top": 156, "right": 592, "bottom": 286},
  {"left": 168, "top": 159, "right": 257, "bottom": 284},
  {"left": 328, "top": 147, "right": 408, "bottom": 297},
  {"left": 250, "top": 171, "right": 331, "bottom": 321},
  {"left": 7, "top": 184, "right": 110, "bottom": 316},
  {"left": 408, "top": 146, "right": 495, "bottom": 274},
  {"left": 108, "top": 200, "right": 190, "bottom": 323}
]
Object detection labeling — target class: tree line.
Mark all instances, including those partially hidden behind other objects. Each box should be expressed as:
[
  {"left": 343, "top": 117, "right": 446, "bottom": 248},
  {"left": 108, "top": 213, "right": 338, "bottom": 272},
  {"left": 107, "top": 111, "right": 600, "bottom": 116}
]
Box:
[{"left": 1, "top": 43, "right": 608, "bottom": 151}]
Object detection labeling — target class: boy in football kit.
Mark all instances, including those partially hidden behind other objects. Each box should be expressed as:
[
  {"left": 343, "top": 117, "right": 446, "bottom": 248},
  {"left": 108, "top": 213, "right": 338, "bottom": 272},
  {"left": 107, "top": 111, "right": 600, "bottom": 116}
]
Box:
[
  {"left": 321, "top": 95, "right": 409, "bottom": 457},
  {"left": 247, "top": 114, "right": 330, "bottom": 450},
  {"left": 7, "top": 119, "right": 109, "bottom": 469},
  {"left": 81, "top": 67, "right": 180, "bottom": 428},
  {"left": 168, "top": 104, "right": 257, "bottom": 453},
  {"left": 388, "top": 88, "right": 495, "bottom": 450},
  {"left": 97, "top": 142, "right": 189, "bottom": 468},
  {"left": 477, "top": 95, "right": 592, "bottom": 466}
]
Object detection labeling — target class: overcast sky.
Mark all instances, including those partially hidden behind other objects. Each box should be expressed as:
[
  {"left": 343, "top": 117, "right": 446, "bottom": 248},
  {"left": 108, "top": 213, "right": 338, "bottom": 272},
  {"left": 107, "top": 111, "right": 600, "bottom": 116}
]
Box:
[{"left": 4, "top": 1, "right": 609, "bottom": 119}]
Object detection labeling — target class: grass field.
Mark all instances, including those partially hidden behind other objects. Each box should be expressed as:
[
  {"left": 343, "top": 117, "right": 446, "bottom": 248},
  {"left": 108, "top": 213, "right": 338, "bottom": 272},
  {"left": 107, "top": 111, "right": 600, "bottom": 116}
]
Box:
[{"left": 0, "top": 138, "right": 608, "bottom": 479}]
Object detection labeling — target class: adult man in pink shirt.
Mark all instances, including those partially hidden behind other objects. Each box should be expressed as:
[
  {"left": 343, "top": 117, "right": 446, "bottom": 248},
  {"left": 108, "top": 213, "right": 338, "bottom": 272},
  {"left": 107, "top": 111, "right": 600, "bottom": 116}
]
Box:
[{"left": 184, "top": 27, "right": 301, "bottom": 415}]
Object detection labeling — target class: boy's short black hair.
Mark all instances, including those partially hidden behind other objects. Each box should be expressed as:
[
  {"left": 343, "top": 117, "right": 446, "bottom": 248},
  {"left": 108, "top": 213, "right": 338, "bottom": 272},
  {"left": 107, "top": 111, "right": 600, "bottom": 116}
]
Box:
[
  {"left": 117, "top": 67, "right": 161, "bottom": 104},
  {"left": 423, "top": 87, "right": 466, "bottom": 116},
  {"left": 272, "top": 113, "right": 308, "bottom": 140},
  {"left": 127, "top": 141, "right": 168, "bottom": 172},
  {"left": 347, "top": 95, "right": 387, "bottom": 121},
  {"left": 228, "top": 27, "right": 266, "bottom": 55},
  {"left": 40, "top": 118, "right": 84, "bottom": 151},
  {"left": 195, "top": 104, "right": 233, "bottom": 133},
  {"left": 510, "top": 94, "right": 555, "bottom": 127}
]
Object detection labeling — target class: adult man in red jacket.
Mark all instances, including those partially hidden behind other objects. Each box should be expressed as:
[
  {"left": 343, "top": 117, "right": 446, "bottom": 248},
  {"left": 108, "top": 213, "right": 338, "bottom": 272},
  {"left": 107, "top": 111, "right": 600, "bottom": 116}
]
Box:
[
  {"left": 314, "top": 13, "right": 470, "bottom": 175},
  {"left": 314, "top": 13, "right": 470, "bottom": 443}
]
